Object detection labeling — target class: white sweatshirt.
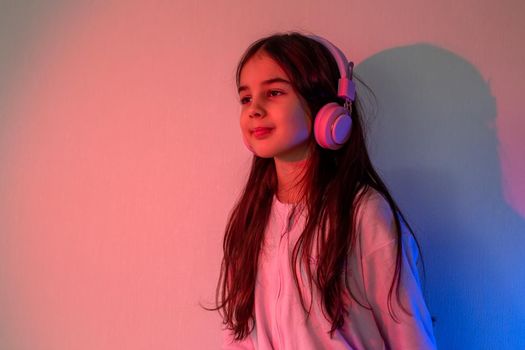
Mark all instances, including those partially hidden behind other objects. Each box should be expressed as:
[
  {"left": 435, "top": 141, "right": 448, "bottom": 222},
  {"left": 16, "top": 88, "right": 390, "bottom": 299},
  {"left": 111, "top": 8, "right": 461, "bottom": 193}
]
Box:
[{"left": 222, "top": 189, "right": 437, "bottom": 349}]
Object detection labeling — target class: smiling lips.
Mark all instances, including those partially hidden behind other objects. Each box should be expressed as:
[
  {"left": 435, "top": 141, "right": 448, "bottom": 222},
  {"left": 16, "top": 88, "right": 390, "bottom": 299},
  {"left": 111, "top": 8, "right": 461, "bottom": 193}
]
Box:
[{"left": 252, "top": 127, "right": 274, "bottom": 139}]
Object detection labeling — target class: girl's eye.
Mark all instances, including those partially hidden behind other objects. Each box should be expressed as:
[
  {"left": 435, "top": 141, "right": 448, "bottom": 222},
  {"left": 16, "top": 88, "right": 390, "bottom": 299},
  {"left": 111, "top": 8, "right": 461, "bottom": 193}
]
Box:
[
  {"left": 240, "top": 96, "right": 251, "bottom": 105},
  {"left": 268, "top": 90, "right": 284, "bottom": 97}
]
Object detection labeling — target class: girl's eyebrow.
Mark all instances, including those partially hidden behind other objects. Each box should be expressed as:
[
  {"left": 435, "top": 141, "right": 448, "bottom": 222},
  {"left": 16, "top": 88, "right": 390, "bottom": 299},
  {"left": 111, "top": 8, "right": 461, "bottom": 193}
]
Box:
[{"left": 238, "top": 77, "right": 291, "bottom": 93}]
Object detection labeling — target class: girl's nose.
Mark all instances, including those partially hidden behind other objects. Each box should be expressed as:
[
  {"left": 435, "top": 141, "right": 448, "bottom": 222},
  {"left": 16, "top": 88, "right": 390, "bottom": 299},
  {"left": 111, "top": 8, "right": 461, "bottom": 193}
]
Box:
[{"left": 249, "top": 99, "right": 266, "bottom": 118}]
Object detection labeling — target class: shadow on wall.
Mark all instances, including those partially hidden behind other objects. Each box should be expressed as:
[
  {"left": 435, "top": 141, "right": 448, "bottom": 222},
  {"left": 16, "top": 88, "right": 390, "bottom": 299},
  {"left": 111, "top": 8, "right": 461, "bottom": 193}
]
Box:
[{"left": 356, "top": 44, "right": 525, "bottom": 349}]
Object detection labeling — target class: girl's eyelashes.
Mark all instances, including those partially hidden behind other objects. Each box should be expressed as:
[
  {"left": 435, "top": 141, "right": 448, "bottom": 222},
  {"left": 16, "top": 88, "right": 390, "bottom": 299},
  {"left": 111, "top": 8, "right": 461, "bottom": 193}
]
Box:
[
  {"left": 239, "top": 89, "right": 286, "bottom": 105},
  {"left": 267, "top": 89, "right": 285, "bottom": 97},
  {"left": 240, "top": 95, "right": 251, "bottom": 105}
]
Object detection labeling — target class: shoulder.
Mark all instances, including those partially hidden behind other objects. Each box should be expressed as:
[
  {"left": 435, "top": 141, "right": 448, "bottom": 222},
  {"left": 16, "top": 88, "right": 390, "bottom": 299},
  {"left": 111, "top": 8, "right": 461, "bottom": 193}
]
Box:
[{"left": 354, "top": 187, "right": 400, "bottom": 257}]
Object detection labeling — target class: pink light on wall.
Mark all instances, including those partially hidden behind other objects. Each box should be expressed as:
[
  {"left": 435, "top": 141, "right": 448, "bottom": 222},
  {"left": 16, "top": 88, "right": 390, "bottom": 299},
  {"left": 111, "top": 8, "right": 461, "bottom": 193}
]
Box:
[{"left": 0, "top": 2, "right": 217, "bottom": 349}]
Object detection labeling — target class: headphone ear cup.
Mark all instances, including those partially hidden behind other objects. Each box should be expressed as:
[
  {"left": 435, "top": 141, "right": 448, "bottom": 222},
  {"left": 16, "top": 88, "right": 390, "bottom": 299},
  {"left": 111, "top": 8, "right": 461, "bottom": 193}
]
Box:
[{"left": 314, "top": 102, "right": 352, "bottom": 150}]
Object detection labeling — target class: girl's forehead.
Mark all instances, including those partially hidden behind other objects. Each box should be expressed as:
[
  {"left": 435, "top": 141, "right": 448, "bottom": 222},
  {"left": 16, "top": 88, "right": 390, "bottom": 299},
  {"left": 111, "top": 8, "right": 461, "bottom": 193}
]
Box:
[{"left": 239, "top": 51, "right": 290, "bottom": 86}]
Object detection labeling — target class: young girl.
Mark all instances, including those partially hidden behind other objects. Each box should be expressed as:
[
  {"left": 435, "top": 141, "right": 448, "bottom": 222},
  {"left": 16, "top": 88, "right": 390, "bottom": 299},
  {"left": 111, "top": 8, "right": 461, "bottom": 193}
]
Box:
[{"left": 213, "top": 32, "right": 437, "bottom": 349}]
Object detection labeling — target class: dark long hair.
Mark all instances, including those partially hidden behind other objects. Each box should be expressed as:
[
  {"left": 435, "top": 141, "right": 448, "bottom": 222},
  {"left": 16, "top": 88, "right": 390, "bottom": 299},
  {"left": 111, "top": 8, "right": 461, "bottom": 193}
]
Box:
[{"left": 212, "top": 32, "right": 418, "bottom": 340}]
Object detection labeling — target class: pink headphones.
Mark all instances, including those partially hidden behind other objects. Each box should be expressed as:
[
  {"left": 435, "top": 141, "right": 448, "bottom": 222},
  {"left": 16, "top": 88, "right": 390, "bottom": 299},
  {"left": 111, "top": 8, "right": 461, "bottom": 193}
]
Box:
[{"left": 309, "top": 35, "right": 356, "bottom": 150}]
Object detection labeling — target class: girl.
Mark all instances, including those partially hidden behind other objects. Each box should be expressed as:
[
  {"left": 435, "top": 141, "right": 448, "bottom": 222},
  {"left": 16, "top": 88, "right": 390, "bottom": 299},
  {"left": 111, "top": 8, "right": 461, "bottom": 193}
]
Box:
[{"left": 213, "top": 32, "right": 437, "bottom": 349}]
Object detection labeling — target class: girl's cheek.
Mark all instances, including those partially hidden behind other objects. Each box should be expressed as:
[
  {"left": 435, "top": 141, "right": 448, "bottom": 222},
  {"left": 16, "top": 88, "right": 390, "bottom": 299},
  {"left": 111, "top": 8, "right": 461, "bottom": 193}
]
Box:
[{"left": 239, "top": 115, "right": 246, "bottom": 130}]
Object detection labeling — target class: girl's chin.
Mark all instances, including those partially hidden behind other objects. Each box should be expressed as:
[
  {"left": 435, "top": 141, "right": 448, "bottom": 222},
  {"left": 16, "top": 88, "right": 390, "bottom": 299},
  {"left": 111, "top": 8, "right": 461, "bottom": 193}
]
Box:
[
  {"left": 252, "top": 151, "right": 275, "bottom": 159},
  {"left": 247, "top": 144, "right": 275, "bottom": 158},
  {"left": 251, "top": 142, "right": 310, "bottom": 161}
]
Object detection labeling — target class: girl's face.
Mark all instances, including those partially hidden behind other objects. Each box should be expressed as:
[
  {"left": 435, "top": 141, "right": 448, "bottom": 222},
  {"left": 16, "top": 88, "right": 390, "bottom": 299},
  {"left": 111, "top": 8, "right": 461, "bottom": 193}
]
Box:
[{"left": 238, "top": 51, "right": 312, "bottom": 162}]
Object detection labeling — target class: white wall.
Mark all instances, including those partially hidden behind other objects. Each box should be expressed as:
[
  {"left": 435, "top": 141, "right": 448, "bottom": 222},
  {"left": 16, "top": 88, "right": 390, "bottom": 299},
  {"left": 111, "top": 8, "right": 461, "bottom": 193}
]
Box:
[{"left": 0, "top": 0, "right": 523, "bottom": 349}]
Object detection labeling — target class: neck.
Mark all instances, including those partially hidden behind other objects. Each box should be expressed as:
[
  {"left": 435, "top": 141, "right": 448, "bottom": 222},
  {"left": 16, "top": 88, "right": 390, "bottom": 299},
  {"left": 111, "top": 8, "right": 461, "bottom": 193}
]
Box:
[{"left": 274, "top": 157, "right": 308, "bottom": 204}]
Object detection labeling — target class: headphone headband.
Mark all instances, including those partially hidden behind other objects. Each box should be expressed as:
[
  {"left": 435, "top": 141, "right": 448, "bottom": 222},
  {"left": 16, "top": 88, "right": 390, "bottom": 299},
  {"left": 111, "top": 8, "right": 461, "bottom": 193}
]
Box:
[{"left": 308, "top": 35, "right": 356, "bottom": 102}]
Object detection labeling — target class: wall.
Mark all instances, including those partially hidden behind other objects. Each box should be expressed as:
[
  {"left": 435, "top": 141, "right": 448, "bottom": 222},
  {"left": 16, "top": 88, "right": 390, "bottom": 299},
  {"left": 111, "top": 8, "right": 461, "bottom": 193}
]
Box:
[{"left": 0, "top": 0, "right": 523, "bottom": 349}]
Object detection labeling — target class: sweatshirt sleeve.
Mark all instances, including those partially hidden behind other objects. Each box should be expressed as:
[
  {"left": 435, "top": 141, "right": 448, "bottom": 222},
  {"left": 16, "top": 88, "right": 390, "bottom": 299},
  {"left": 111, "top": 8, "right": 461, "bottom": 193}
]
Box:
[{"left": 357, "top": 191, "right": 437, "bottom": 350}]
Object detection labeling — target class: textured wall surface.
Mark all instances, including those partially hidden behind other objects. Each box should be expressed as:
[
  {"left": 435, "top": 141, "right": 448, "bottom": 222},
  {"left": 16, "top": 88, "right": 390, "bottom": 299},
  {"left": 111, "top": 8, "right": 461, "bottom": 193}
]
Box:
[{"left": 0, "top": 1, "right": 523, "bottom": 349}]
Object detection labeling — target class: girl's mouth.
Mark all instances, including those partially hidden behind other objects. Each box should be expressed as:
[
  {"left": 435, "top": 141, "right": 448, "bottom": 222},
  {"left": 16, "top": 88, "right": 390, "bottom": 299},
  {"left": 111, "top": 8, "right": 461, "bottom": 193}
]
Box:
[{"left": 252, "top": 127, "right": 273, "bottom": 139}]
